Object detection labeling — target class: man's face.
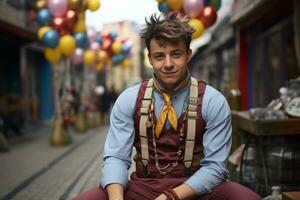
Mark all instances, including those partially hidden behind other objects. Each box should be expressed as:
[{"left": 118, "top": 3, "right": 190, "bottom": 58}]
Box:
[{"left": 148, "top": 39, "right": 192, "bottom": 90}]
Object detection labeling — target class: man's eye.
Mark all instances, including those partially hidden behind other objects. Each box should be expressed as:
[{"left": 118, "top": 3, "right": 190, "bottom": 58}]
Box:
[
  {"left": 172, "top": 52, "right": 182, "bottom": 58},
  {"left": 155, "top": 55, "right": 164, "bottom": 60}
]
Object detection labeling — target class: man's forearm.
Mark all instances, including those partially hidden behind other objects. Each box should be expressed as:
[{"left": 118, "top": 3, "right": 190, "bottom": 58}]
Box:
[
  {"left": 106, "top": 183, "right": 124, "bottom": 200},
  {"left": 173, "top": 183, "right": 197, "bottom": 200}
]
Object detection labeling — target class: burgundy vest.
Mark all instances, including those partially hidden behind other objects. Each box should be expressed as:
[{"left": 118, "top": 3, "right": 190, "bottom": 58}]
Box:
[{"left": 133, "top": 80, "right": 206, "bottom": 178}]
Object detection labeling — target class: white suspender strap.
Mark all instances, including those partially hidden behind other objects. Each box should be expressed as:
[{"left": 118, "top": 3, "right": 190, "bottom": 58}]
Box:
[
  {"left": 184, "top": 77, "right": 198, "bottom": 169},
  {"left": 139, "top": 79, "right": 153, "bottom": 166}
]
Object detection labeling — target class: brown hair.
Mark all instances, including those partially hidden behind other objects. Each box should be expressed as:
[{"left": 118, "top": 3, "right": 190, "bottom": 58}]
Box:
[{"left": 140, "top": 12, "right": 195, "bottom": 51}]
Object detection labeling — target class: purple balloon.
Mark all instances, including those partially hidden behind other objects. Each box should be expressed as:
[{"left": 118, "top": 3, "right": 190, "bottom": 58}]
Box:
[
  {"left": 87, "top": 29, "right": 96, "bottom": 44},
  {"left": 90, "top": 42, "right": 100, "bottom": 52},
  {"left": 70, "top": 48, "right": 84, "bottom": 65},
  {"left": 48, "top": 0, "right": 68, "bottom": 17},
  {"left": 183, "top": 0, "right": 204, "bottom": 19}
]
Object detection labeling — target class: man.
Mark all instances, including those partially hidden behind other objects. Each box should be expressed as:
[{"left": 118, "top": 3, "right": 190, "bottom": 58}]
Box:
[{"left": 75, "top": 13, "right": 262, "bottom": 200}]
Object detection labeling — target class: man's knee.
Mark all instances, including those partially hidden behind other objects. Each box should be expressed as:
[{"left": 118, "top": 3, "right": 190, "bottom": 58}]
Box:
[
  {"left": 213, "top": 181, "right": 262, "bottom": 200},
  {"left": 73, "top": 186, "right": 107, "bottom": 200}
]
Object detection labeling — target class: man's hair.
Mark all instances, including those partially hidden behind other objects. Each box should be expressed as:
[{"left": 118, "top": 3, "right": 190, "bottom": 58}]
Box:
[{"left": 140, "top": 12, "right": 195, "bottom": 51}]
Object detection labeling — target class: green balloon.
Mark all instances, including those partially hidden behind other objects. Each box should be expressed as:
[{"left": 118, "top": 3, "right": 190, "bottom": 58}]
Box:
[{"left": 209, "top": 0, "right": 221, "bottom": 10}]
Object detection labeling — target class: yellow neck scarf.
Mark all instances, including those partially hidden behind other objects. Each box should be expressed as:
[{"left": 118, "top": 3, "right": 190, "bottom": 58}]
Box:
[{"left": 153, "top": 77, "right": 189, "bottom": 138}]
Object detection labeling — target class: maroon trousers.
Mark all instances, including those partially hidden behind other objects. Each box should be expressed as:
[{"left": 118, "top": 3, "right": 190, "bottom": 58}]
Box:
[{"left": 74, "top": 173, "right": 262, "bottom": 200}]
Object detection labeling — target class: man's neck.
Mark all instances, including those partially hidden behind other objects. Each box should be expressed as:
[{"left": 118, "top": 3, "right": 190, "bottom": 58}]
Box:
[{"left": 153, "top": 72, "right": 190, "bottom": 94}]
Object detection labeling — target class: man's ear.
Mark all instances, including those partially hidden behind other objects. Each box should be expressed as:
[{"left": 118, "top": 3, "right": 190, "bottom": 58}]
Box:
[
  {"left": 147, "top": 52, "right": 153, "bottom": 65},
  {"left": 187, "top": 49, "right": 192, "bottom": 62}
]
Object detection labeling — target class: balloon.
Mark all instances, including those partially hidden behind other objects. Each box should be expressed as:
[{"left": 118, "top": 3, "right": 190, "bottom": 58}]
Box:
[
  {"left": 74, "top": 32, "right": 88, "bottom": 48},
  {"left": 90, "top": 41, "right": 100, "bottom": 52},
  {"left": 166, "top": 0, "right": 183, "bottom": 11},
  {"left": 199, "top": 5, "right": 217, "bottom": 28},
  {"left": 96, "top": 34, "right": 103, "bottom": 44},
  {"left": 87, "top": 29, "right": 96, "bottom": 43},
  {"left": 121, "top": 44, "right": 131, "bottom": 55},
  {"left": 84, "top": 50, "right": 96, "bottom": 65},
  {"left": 59, "top": 35, "right": 76, "bottom": 56},
  {"left": 51, "top": 17, "right": 69, "bottom": 35},
  {"left": 96, "top": 63, "right": 105, "bottom": 72},
  {"left": 38, "top": 26, "right": 52, "bottom": 40},
  {"left": 37, "top": 9, "right": 52, "bottom": 26},
  {"left": 34, "top": 0, "right": 47, "bottom": 10},
  {"left": 112, "top": 54, "right": 125, "bottom": 65},
  {"left": 42, "top": 30, "right": 60, "bottom": 48},
  {"left": 188, "top": 19, "right": 204, "bottom": 39},
  {"left": 112, "top": 41, "right": 122, "bottom": 54},
  {"left": 68, "top": 0, "right": 83, "bottom": 10},
  {"left": 158, "top": 2, "right": 169, "bottom": 14},
  {"left": 156, "top": 0, "right": 164, "bottom": 2},
  {"left": 206, "top": 0, "right": 221, "bottom": 10},
  {"left": 101, "top": 38, "right": 112, "bottom": 51},
  {"left": 44, "top": 47, "right": 61, "bottom": 64},
  {"left": 183, "top": 0, "right": 204, "bottom": 19},
  {"left": 110, "top": 31, "right": 118, "bottom": 40},
  {"left": 48, "top": 0, "right": 68, "bottom": 17},
  {"left": 97, "top": 50, "right": 108, "bottom": 62},
  {"left": 70, "top": 48, "right": 84, "bottom": 64},
  {"left": 73, "top": 18, "right": 86, "bottom": 32},
  {"left": 65, "top": 10, "right": 78, "bottom": 30},
  {"left": 121, "top": 59, "right": 130, "bottom": 69},
  {"left": 86, "top": 0, "right": 101, "bottom": 12}
]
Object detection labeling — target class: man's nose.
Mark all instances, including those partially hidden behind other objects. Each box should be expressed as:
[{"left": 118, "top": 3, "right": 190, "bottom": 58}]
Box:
[{"left": 165, "top": 55, "right": 173, "bottom": 67}]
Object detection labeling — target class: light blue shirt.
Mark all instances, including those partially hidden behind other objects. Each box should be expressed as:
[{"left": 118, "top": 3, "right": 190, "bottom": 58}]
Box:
[{"left": 100, "top": 81, "right": 232, "bottom": 195}]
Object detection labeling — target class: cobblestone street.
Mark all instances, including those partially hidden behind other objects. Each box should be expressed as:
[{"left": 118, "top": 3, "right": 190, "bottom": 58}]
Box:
[{"left": 0, "top": 124, "right": 109, "bottom": 200}]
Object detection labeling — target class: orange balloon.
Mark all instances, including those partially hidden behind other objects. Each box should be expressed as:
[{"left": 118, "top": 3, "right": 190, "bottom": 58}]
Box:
[{"left": 166, "top": 0, "right": 183, "bottom": 11}]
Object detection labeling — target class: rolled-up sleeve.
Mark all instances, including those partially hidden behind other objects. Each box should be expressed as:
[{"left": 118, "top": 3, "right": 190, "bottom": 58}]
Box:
[
  {"left": 185, "top": 87, "right": 232, "bottom": 195},
  {"left": 100, "top": 85, "right": 140, "bottom": 189}
]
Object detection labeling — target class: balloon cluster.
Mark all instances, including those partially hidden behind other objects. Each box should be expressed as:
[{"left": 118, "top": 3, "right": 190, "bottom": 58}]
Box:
[
  {"left": 70, "top": 29, "right": 133, "bottom": 72},
  {"left": 34, "top": 0, "right": 101, "bottom": 64},
  {"left": 156, "top": 0, "right": 220, "bottom": 39}
]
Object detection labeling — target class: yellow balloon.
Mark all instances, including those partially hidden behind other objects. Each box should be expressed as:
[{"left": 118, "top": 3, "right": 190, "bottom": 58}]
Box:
[
  {"left": 156, "top": 0, "right": 164, "bottom": 2},
  {"left": 84, "top": 50, "right": 96, "bottom": 65},
  {"left": 97, "top": 50, "right": 108, "bottom": 62},
  {"left": 166, "top": 0, "right": 182, "bottom": 11},
  {"left": 121, "top": 59, "right": 130, "bottom": 69},
  {"left": 96, "top": 62, "right": 105, "bottom": 72},
  {"left": 37, "top": 26, "right": 52, "bottom": 40},
  {"left": 188, "top": 19, "right": 205, "bottom": 39},
  {"left": 34, "top": 0, "right": 47, "bottom": 10},
  {"left": 87, "top": 0, "right": 101, "bottom": 12},
  {"left": 73, "top": 18, "right": 86, "bottom": 33},
  {"left": 112, "top": 42, "right": 122, "bottom": 54},
  {"left": 59, "top": 35, "right": 76, "bottom": 56},
  {"left": 68, "top": 0, "right": 83, "bottom": 10},
  {"left": 44, "top": 47, "right": 61, "bottom": 64}
]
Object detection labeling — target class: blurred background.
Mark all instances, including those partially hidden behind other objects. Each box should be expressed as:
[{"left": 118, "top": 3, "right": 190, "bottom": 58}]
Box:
[{"left": 0, "top": 0, "right": 300, "bottom": 199}]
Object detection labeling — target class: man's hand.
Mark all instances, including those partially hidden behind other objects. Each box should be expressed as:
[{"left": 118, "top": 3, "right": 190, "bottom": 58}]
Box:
[
  {"left": 106, "top": 183, "right": 124, "bottom": 200},
  {"left": 154, "top": 194, "right": 168, "bottom": 200}
]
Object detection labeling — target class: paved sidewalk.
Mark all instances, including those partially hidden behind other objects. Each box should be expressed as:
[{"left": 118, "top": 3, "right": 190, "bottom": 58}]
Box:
[{"left": 0, "top": 123, "right": 109, "bottom": 200}]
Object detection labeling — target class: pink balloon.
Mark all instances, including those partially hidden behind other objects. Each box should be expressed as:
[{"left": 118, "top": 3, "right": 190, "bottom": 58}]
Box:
[
  {"left": 183, "top": 0, "right": 204, "bottom": 19},
  {"left": 90, "top": 42, "right": 100, "bottom": 52},
  {"left": 87, "top": 29, "right": 96, "bottom": 44},
  {"left": 48, "top": 0, "right": 68, "bottom": 17},
  {"left": 70, "top": 48, "right": 84, "bottom": 64}
]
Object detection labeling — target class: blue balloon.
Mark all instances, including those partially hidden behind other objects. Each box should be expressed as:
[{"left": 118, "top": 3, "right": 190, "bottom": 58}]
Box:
[
  {"left": 74, "top": 32, "right": 88, "bottom": 48},
  {"left": 37, "top": 9, "right": 52, "bottom": 26},
  {"left": 110, "top": 31, "right": 118, "bottom": 40},
  {"left": 121, "top": 44, "right": 131, "bottom": 55},
  {"left": 96, "top": 35, "right": 103, "bottom": 44},
  {"left": 112, "top": 54, "right": 125, "bottom": 65},
  {"left": 42, "top": 30, "right": 59, "bottom": 48},
  {"left": 158, "top": 2, "right": 169, "bottom": 14}
]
